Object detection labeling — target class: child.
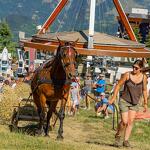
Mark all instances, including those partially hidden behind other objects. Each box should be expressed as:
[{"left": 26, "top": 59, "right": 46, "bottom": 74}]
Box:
[{"left": 70, "top": 82, "right": 80, "bottom": 116}]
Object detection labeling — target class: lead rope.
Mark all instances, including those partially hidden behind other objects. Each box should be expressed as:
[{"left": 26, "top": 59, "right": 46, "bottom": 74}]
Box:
[
  {"left": 104, "top": 103, "right": 119, "bottom": 130},
  {"left": 75, "top": 78, "right": 119, "bottom": 130}
]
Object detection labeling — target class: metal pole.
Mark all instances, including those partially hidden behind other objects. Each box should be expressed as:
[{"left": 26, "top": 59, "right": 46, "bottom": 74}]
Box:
[{"left": 88, "top": 0, "right": 96, "bottom": 49}]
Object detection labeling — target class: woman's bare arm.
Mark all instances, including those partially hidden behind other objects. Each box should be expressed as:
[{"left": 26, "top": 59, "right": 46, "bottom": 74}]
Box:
[{"left": 143, "top": 74, "right": 148, "bottom": 112}]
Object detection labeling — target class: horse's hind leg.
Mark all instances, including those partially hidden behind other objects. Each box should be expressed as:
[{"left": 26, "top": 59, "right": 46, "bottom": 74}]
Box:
[{"left": 45, "top": 101, "right": 57, "bottom": 136}]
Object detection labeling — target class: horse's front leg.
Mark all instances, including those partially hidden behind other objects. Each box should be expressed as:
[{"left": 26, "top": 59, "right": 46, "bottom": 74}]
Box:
[
  {"left": 37, "top": 94, "right": 46, "bottom": 135},
  {"left": 57, "top": 106, "right": 65, "bottom": 140},
  {"left": 37, "top": 107, "right": 46, "bottom": 135},
  {"left": 45, "top": 101, "right": 57, "bottom": 136}
]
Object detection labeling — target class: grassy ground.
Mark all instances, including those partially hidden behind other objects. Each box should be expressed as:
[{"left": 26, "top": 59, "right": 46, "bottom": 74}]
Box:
[
  {"left": 0, "top": 83, "right": 150, "bottom": 150},
  {"left": 0, "top": 102, "right": 150, "bottom": 150}
]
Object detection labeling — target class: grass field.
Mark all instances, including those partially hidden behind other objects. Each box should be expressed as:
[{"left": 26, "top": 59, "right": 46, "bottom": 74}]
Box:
[{"left": 0, "top": 103, "right": 150, "bottom": 150}]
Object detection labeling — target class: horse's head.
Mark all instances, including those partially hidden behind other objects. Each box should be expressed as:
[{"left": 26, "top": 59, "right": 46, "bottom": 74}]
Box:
[{"left": 57, "top": 38, "right": 78, "bottom": 79}]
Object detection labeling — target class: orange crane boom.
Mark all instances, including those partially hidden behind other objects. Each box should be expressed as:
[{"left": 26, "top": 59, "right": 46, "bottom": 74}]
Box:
[
  {"left": 113, "top": 0, "right": 137, "bottom": 41},
  {"left": 38, "top": 0, "right": 69, "bottom": 34}
]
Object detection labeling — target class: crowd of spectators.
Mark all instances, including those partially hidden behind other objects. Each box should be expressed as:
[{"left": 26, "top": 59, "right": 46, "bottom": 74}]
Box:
[
  {"left": 66, "top": 73, "right": 115, "bottom": 119},
  {"left": 0, "top": 73, "right": 18, "bottom": 94}
]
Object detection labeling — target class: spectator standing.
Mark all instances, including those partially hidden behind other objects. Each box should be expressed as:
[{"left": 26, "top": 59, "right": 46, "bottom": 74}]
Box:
[
  {"left": 0, "top": 77, "right": 4, "bottom": 93},
  {"left": 94, "top": 74, "right": 106, "bottom": 98},
  {"left": 83, "top": 74, "right": 94, "bottom": 109}
]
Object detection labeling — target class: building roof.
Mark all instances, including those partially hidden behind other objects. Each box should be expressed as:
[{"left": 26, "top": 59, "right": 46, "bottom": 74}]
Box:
[
  {"left": 20, "top": 30, "right": 150, "bottom": 58},
  {"left": 128, "top": 13, "right": 149, "bottom": 19},
  {"left": 33, "top": 30, "right": 143, "bottom": 47}
]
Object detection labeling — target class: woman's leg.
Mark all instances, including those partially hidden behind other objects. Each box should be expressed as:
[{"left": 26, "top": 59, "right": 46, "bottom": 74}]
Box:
[
  {"left": 114, "top": 111, "right": 128, "bottom": 147},
  {"left": 124, "top": 110, "right": 136, "bottom": 141},
  {"left": 116, "top": 111, "right": 129, "bottom": 137}
]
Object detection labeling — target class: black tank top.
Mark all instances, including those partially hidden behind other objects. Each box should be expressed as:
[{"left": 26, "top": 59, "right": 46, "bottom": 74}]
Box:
[{"left": 121, "top": 73, "right": 143, "bottom": 105}]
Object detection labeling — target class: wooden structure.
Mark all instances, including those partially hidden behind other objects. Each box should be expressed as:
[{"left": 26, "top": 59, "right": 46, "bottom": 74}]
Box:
[
  {"left": 20, "top": 0, "right": 150, "bottom": 58},
  {"left": 117, "top": 10, "right": 150, "bottom": 28}
]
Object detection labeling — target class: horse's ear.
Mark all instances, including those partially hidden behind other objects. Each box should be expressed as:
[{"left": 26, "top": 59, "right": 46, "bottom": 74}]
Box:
[
  {"left": 72, "top": 38, "right": 79, "bottom": 46},
  {"left": 57, "top": 37, "right": 64, "bottom": 45}
]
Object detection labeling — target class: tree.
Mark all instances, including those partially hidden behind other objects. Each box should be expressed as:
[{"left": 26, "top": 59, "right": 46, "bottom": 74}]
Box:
[{"left": 0, "top": 20, "right": 16, "bottom": 56}]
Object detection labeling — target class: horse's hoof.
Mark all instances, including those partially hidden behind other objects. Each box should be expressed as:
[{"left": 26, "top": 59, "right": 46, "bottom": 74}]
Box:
[
  {"left": 45, "top": 134, "right": 50, "bottom": 137},
  {"left": 35, "top": 130, "right": 43, "bottom": 136},
  {"left": 56, "top": 135, "right": 64, "bottom": 140},
  {"left": 49, "top": 126, "right": 53, "bottom": 131}
]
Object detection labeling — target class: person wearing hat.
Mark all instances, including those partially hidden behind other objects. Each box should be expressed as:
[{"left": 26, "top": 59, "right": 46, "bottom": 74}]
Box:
[
  {"left": 83, "top": 74, "right": 94, "bottom": 109},
  {"left": 94, "top": 74, "right": 106, "bottom": 98},
  {"left": 95, "top": 92, "right": 114, "bottom": 118}
]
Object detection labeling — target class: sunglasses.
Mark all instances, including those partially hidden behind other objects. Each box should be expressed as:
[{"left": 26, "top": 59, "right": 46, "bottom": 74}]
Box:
[{"left": 132, "top": 66, "right": 140, "bottom": 70}]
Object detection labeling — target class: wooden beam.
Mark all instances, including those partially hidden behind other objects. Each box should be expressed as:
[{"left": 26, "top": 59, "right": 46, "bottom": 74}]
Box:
[
  {"left": 38, "top": 0, "right": 68, "bottom": 34},
  {"left": 20, "top": 40, "right": 150, "bottom": 58},
  {"left": 21, "top": 39, "right": 145, "bottom": 51},
  {"left": 113, "top": 0, "right": 137, "bottom": 41}
]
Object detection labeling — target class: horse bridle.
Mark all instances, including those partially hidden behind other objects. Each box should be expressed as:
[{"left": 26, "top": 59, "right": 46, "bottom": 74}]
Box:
[{"left": 59, "top": 45, "right": 77, "bottom": 70}]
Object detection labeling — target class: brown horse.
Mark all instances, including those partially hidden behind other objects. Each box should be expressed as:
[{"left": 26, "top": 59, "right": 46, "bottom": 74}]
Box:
[{"left": 31, "top": 39, "right": 78, "bottom": 139}]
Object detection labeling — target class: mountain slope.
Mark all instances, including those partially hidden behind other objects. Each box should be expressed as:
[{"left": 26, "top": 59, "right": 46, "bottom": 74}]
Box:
[{"left": 0, "top": 0, "right": 149, "bottom": 40}]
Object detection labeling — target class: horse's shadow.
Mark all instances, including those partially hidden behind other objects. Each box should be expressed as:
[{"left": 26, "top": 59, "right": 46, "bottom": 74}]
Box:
[{"left": 9, "top": 123, "right": 52, "bottom": 136}]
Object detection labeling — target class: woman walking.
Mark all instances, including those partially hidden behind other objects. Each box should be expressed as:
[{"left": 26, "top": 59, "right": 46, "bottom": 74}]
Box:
[{"left": 109, "top": 59, "right": 148, "bottom": 147}]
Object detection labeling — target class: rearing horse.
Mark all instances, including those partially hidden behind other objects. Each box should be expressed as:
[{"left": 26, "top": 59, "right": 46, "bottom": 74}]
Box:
[{"left": 31, "top": 39, "right": 78, "bottom": 139}]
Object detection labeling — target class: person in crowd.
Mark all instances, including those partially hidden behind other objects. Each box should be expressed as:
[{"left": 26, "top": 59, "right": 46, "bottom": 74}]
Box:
[
  {"left": 0, "top": 77, "right": 4, "bottom": 93},
  {"left": 147, "top": 73, "right": 150, "bottom": 98},
  {"left": 11, "top": 77, "right": 17, "bottom": 89},
  {"left": 95, "top": 92, "right": 114, "bottom": 119},
  {"left": 94, "top": 74, "right": 106, "bottom": 98},
  {"left": 108, "top": 59, "right": 148, "bottom": 147},
  {"left": 83, "top": 74, "right": 94, "bottom": 109},
  {"left": 70, "top": 82, "right": 80, "bottom": 116},
  {"left": 5, "top": 74, "right": 12, "bottom": 85}
]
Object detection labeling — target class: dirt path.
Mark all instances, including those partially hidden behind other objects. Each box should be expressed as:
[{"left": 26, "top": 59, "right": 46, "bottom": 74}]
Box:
[{"left": 49, "top": 111, "right": 150, "bottom": 150}]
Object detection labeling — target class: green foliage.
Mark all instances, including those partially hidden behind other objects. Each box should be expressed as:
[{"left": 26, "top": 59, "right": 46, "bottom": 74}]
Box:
[
  {"left": 145, "top": 33, "right": 150, "bottom": 48},
  {"left": 133, "top": 27, "right": 150, "bottom": 67},
  {"left": 133, "top": 27, "right": 141, "bottom": 42},
  {"left": 0, "top": 21, "right": 12, "bottom": 48},
  {"left": 0, "top": 20, "right": 16, "bottom": 56}
]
